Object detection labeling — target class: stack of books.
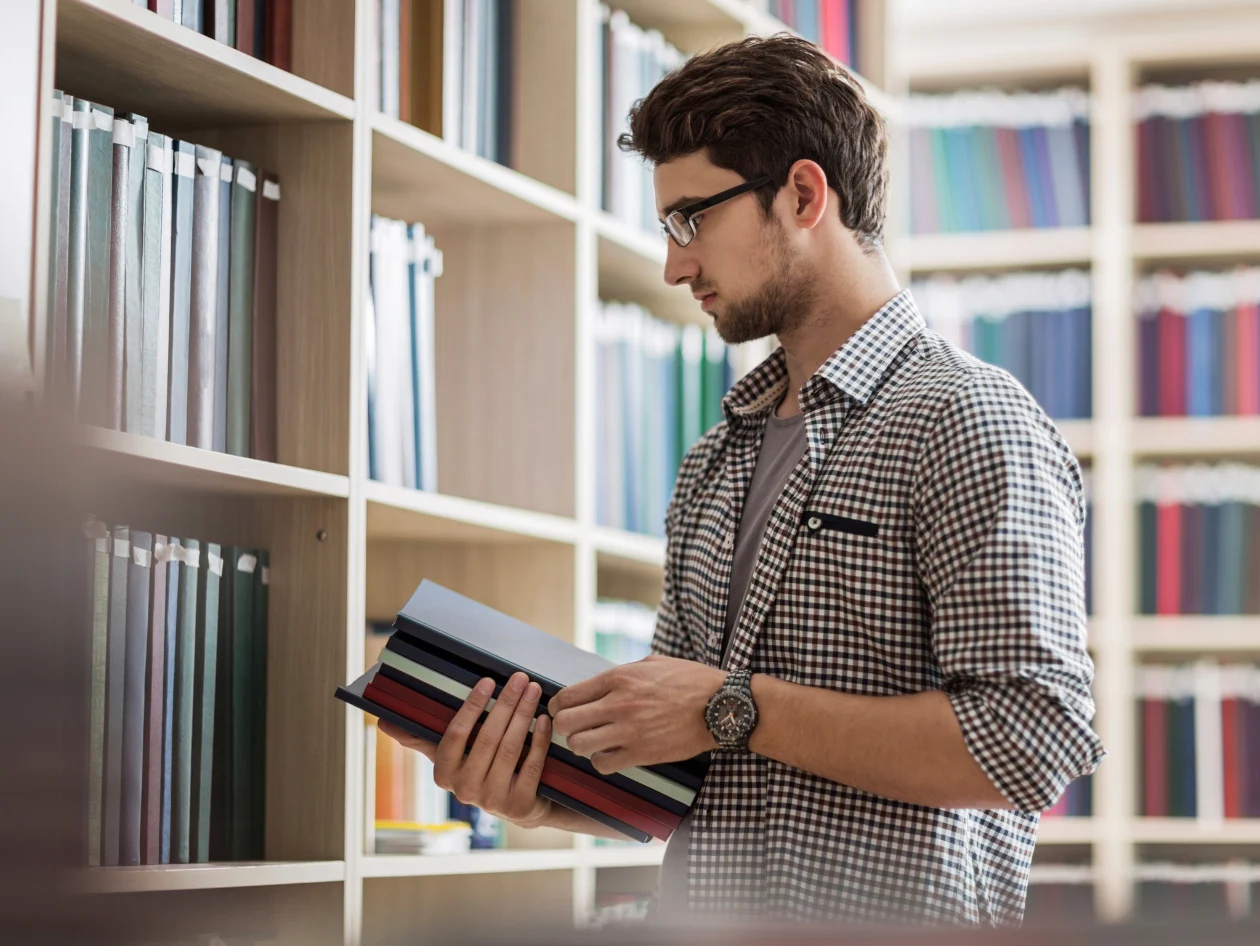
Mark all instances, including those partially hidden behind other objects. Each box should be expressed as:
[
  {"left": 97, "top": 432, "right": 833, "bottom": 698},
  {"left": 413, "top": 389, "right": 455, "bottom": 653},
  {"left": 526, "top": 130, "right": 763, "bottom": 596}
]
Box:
[
  {"left": 366, "top": 215, "right": 442, "bottom": 491},
  {"left": 44, "top": 91, "right": 280, "bottom": 460},
  {"left": 907, "top": 88, "right": 1091, "bottom": 233},
  {"left": 373, "top": 820, "right": 473, "bottom": 855},
  {"left": 595, "top": 8, "right": 684, "bottom": 234},
  {"left": 593, "top": 599, "right": 656, "bottom": 666},
  {"left": 1136, "top": 268, "right": 1260, "bottom": 417},
  {"left": 595, "top": 301, "right": 734, "bottom": 537},
  {"left": 1135, "top": 464, "right": 1260, "bottom": 615},
  {"left": 84, "top": 520, "right": 269, "bottom": 867},
  {"left": 1135, "top": 662, "right": 1260, "bottom": 820},
  {"left": 338, "top": 581, "right": 709, "bottom": 843},
  {"left": 913, "top": 269, "right": 1093, "bottom": 419},
  {"left": 143, "top": 0, "right": 292, "bottom": 70},
  {"left": 766, "top": 1, "right": 858, "bottom": 68},
  {"left": 1135, "top": 81, "right": 1260, "bottom": 223}
]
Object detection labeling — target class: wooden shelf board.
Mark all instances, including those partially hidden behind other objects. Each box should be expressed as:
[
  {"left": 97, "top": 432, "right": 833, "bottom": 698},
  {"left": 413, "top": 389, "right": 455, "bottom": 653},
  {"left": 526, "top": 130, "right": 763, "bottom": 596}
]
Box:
[
  {"left": 81, "top": 427, "right": 351, "bottom": 498},
  {"left": 1133, "top": 221, "right": 1260, "bottom": 262},
  {"left": 1056, "top": 420, "right": 1093, "bottom": 460},
  {"left": 360, "top": 849, "right": 580, "bottom": 879},
  {"left": 1135, "top": 819, "right": 1260, "bottom": 844},
  {"left": 371, "top": 115, "right": 580, "bottom": 228},
  {"left": 1131, "top": 617, "right": 1260, "bottom": 653},
  {"left": 583, "top": 843, "right": 667, "bottom": 868},
  {"left": 594, "top": 213, "right": 705, "bottom": 326},
  {"left": 364, "top": 481, "right": 581, "bottom": 545},
  {"left": 55, "top": 0, "right": 354, "bottom": 127},
  {"left": 592, "top": 527, "right": 666, "bottom": 570},
  {"left": 608, "top": 0, "right": 748, "bottom": 51},
  {"left": 80, "top": 860, "right": 345, "bottom": 894},
  {"left": 1131, "top": 417, "right": 1260, "bottom": 459},
  {"left": 1037, "top": 817, "right": 1097, "bottom": 845},
  {"left": 899, "top": 227, "right": 1093, "bottom": 272}
]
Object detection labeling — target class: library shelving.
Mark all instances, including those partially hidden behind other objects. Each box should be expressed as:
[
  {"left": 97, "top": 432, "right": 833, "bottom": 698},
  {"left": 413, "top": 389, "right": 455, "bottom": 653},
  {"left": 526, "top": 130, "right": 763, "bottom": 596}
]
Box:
[
  {"left": 11, "top": 0, "right": 891, "bottom": 942},
  {"left": 894, "top": 2, "right": 1260, "bottom": 923}
]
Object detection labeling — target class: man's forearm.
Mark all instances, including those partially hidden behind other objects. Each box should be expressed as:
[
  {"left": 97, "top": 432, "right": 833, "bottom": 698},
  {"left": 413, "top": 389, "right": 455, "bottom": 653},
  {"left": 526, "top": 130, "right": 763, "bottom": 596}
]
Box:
[{"left": 747, "top": 674, "right": 1013, "bottom": 810}]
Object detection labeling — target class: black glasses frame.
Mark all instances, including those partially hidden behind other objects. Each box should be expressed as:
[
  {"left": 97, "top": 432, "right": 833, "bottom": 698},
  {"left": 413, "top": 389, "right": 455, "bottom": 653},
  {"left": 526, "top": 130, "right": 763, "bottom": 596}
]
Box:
[{"left": 662, "top": 175, "right": 775, "bottom": 247}]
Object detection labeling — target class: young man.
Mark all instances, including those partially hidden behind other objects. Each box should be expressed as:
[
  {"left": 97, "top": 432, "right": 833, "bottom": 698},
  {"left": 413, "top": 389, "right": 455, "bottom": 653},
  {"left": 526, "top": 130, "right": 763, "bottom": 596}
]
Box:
[{"left": 381, "top": 35, "right": 1104, "bottom": 925}]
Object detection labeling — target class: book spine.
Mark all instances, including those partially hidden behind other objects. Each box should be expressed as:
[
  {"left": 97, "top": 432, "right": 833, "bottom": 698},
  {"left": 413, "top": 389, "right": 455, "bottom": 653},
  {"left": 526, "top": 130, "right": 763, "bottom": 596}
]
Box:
[
  {"left": 188, "top": 146, "right": 223, "bottom": 450},
  {"left": 251, "top": 175, "right": 280, "bottom": 462},
  {"left": 103, "top": 525, "right": 131, "bottom": 865},
  {"left": 214, "top": 158, "right": 233, "bottom": 453},
  {"left": 120, "top": 531, "right": 153, "bottom": 865},
  {"left": 173, "top": 538, "right": 200, "bottom": 863},
  {"left": 192, "top": 544, "right": 223, "bottom": 861},
  {"left": 86, "top": 522, "right": 111, "bottom": 866},
  {"left": 160, "top": 540, "right": 182, "bottom": 863},
  {"left": 143, "top": 536, "right": 170, "bottom": 863},
  {"left": 226, "top": 162, "right": 258, "bottom": 456},
  {"left": 107, "top": 118, "right": 134, "bottom": 431},
  {"left": 168, "top": 142, "right": 196, "bottom": 445},
  {"left": 252, "top": 552, "right": 269, "bottom": 857},
  {"left": 82, "top": 106, "right": 116, "bottom": 427},
  {"left": 124, "top": 117, "right": 148, "bottom": 433},
  {"left": 230, "top": 549, "right": 256, "bottom": 859}
]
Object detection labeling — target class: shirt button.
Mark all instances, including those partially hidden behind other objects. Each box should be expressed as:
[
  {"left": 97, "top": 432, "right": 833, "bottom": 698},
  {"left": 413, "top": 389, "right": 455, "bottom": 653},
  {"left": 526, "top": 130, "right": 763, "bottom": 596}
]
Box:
[
  {"left": 807, "top": 516, "right": 822, "bottom": 531},
  {"left": 722, "top": 532, "right": 734, "bottom": 550}
]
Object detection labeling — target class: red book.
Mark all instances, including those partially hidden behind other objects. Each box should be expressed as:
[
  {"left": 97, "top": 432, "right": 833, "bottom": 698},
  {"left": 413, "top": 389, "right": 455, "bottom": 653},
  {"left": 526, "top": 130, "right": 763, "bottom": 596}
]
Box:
[
  {"left": 1224, "top": 114, "right": 1259, "bottom": 219},
  {"left": 833, "top": 0, "right": 850, "bottom": 66},
  {"left": 148, "top": 0, "right": 174, "bottom": 17},
  {"left": 1156, "top": 500, "right": 1183, "bottom": 615},
  {"left": 1223, "top": 696, "right": 1240, "bottom": 818},
  {"left": 1237, "top": 299, "right": 1260, "bottom": 415},
  {"left": 266, "top": 0, "right": 293, "bottom": 72},
  {"left": 994, "top": 128, "right": 1032, "bottom": 229},
  {"left": 819, "top": 1, "right": 842, "bottom": 59},
  {"left": 1202, "top": 112, "right": 1236, "bottom": 221},
  {"left": 1158, "top": 306, "right": 1187, "bottom": 416},
  {"left": 364, "top": 678, "right": 679, "bottom": 839},
  {"left": 1143, "top": 696, "right": 1168, "bottom": 817}
]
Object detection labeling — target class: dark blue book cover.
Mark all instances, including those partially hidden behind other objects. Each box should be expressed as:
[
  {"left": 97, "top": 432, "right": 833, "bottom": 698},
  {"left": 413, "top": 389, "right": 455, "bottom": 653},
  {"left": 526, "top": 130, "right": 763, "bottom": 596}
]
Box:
[
  {"left": 1182, "top": 502, "right": 1205, "bottom": 614},
  {"left": 1017, "top": 127, "right": 1047, "bottom": 228},
  {"left": 1186, "top": 305, "right": 1215, "bottom": 416},
  {"left": 1173, "top": 117, "right": 1201, "bottom": 222},
  {"left": 1138, "top": 308, "right": 1160, "bottom": 415},
  {"left": 1201, "top": 502, "right": 1221, "bottom": 615},
  {"left": 1031, "top": 126, "right": 1060, "bottom": 228}
]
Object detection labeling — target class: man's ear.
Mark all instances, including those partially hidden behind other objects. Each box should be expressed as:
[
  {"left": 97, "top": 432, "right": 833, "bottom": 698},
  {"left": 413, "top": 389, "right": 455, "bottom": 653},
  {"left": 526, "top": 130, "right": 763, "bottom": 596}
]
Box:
[{"left": 785, "top": 159, "right": 831, "bottom": 230}]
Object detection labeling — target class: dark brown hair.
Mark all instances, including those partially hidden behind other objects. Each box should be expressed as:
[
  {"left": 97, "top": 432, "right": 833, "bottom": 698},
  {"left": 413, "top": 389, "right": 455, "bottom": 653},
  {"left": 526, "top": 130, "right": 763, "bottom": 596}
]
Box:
[{"left": 619, "top": 35, "right": 888, "bottom": 250}]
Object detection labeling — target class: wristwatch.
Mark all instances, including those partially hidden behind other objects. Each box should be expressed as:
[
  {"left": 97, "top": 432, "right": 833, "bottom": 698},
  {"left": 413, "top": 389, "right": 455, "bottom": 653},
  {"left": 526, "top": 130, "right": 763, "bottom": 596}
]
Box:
[{"left": 704, "top": 668, "right": 759, "bottom": 751}]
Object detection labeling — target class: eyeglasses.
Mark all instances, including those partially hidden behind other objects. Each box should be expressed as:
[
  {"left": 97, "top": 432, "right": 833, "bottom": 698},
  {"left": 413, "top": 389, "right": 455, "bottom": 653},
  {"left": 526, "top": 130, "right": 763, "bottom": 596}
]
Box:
[{"left": 661, "top": 176, "right": 775, "bottom": 247}]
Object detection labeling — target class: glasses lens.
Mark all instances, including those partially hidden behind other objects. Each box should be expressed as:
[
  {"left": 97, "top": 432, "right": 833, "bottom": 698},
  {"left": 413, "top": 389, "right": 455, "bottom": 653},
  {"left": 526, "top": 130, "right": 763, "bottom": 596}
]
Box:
[{"left": 665, "top": 212, "right": 693, "bottom": 247}]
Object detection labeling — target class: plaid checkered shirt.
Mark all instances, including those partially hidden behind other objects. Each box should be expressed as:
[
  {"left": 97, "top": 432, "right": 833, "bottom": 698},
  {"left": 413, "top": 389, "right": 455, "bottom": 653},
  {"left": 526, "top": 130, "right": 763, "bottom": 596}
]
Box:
[{"left": 651, "top": 289, "right": 1105, "bottom": 924}]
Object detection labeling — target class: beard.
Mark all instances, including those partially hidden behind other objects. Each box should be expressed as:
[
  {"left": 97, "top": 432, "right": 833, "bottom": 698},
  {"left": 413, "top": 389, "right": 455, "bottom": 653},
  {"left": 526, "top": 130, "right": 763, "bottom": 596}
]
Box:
[{"left": 706, "top": 219, "right": 817, "bottom": 346}]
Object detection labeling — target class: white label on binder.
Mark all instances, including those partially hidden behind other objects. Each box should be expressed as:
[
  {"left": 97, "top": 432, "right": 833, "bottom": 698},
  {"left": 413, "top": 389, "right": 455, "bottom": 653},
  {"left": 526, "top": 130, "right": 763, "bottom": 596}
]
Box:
[
  {"left": 261, "top": 566, "right": 270, "bottom": 586},
  {"left": 184, "top": 548, "right": 201, "bottom": 569},
  {"left": 237, "top": 553, "right": 258, "bottom": 574},
  {"left": 236, "top": 166, "right": 257, "bottom": 192},
  {"left": 153, "top": 541, "right": 170, "bottom": 563},
  {"left": 93, "top": 110, "right": 112, "bottom": 132},
  {"left": 209, "top": 552, "right": 224, "bottom": 577},
  {"left": 82, "top": 518, "right": 108, "bottom": 540},
  {"left": 113, "top": 538, "right": 130, "bottom": 559},
  {"left": 221, "top": 161, "right": 234, "bottom": 182},
  {"left": 147, "top": 144, "right": 165, "bottom": 171},
  {"left": 196, "top": 156, "right": 219, "bottom": 177},
  {"left": 134, "top": 546, "right": 152, "bottom": 568},
  {"left": 71, "top": 110, "right": 92, "bottom": 130},
  {"left": 113, "top": 120, "right": 135, "bottom": 148},
  {"left": 262, "top": 180, "right": 281, "bottom": 201},
  {"left": 132, "top": 121, "right": 149, "bottom": 140},
  {"left": 168, "top": 544, "right": 185, "bottom": 563},
  {"left": 175, "top": 150, "right": 195, "bottom": 179}
]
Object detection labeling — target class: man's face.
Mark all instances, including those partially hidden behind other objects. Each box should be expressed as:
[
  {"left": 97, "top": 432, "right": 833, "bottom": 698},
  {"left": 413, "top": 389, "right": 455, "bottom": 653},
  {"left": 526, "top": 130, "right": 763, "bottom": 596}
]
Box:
[{"left": 655, "top": 152, "right": 815, "bottom": 345}]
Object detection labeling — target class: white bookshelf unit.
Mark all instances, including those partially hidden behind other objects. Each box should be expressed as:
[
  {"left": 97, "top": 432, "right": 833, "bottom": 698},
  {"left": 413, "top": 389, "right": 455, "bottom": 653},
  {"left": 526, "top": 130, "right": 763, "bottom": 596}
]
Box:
[
  {"left": 894, "top": 3, "right": 1260, "bottom": 923},
  {"left": 15, "top": 1, "right": 889, "bottom": 943}
]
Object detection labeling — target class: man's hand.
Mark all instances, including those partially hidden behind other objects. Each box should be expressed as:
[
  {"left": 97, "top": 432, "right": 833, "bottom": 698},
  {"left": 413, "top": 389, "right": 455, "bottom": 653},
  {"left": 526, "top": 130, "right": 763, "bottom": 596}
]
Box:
[
  {"left": 378, "top": 671, "right": 554, "bottom": 829},
  {"left": 547, "top": 655, "right": 725, "bottom": 774}
]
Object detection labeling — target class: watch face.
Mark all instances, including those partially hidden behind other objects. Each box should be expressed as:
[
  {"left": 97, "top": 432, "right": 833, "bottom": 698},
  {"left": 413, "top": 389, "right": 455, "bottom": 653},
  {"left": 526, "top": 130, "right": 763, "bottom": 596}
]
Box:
[{"left": 707, "top": 691, "right": 755, "bottom": 742}]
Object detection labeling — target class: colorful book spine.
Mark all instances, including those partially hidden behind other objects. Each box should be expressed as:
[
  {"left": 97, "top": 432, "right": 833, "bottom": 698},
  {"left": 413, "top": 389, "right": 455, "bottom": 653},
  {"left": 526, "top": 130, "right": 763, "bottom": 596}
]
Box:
[
  {"left": 914, "top": 269, "right": 1093, "bottom": 420},
  {"left": 1135, "top": 81, "right": 1260, "bottom": 223},
  {"left": 593, "top": 599, "right": 657, "bottom": 666},
  {"left": 908, "top": 88, "right": 1091, "bottom": 234}
]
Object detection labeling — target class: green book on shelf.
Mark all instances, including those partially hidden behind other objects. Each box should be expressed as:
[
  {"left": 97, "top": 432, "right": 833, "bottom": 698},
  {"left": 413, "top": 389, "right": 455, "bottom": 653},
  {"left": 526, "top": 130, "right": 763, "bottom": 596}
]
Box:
[
  {"left": 1138, "top": 497, "right": 1157, "bottom": 615},
  {"left": 226, "top": 160, "right": 258, "bottom": 457},
  {"left": 1218, "top": 498, "right": 1244, "bottom": 616},
  {"left": 678, "top": 324, "right": 702, "bottom": 457},
  {"left": 82, "top": 103, "right": 115, "bottom": 428},
  {"left": 103, "top": 524, "right": 130, "bottom": 867},
  {"left": 700, "top": 327, "right": 726, "bottom": 435},
  {"left": 172, "top": 537, "right": 200, "bottom": 864},
  {"left": 192, "top": 543, "right": 223, "bottom": 862},
  {"left": 251, "top": 549, "right": 270, "bottom": 858},
  {"left": 123, "top": 116, "right": 148, "bottom": 435},
  {"left": 85, "top": 519, "right": 110, "bottom": 867},
  {"left": 229, "top": 548, "right": 256, "bottom": 860}
]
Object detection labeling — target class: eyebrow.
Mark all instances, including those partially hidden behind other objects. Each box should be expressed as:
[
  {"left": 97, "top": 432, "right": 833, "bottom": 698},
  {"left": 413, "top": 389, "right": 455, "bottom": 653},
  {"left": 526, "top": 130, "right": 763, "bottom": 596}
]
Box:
[{"left": 658, "top": 195, "right": 704, "bottom": 220}]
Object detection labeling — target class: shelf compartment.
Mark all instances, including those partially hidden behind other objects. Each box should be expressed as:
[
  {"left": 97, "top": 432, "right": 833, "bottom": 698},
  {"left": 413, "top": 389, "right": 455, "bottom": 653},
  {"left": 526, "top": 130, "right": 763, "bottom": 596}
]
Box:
[
  {"left": 55, "top": 0, "right": 354, "bottom": 127},
  {"left": 365, "top": 481, "right": 580, "bottom": 544},
  {"left": 900, "top": 227, "right": 1093, "bottom": 273},
  {"left": 79, "top": 859, "right": 345, "bottom": 894},
  {"left": 1133, "top": 221, "right": 1260, "bottom": 262},
  {"left": 607, "top": 0, "right": 748, "bottom": 53},
  {"left": 595, "top": 213, "right": 703, "bottom": 326},
  {"left": 1135, "top": 819, "right": 1260, "bottom": 844},
  {"left": 1132, "top": 417, "right": 1260, "bottom": 459},
  {"left": 360, "top": 849, "right": 579, "bottom": 879},
  {"left": 1037, "top": 817, "right": 1098, "bottom": 845},
  {"left": 1131, "top": 617, "right": 1260, "bottom": 653},
  {"left": 82, "top": 428, "right": 350, "bottom": 499}
]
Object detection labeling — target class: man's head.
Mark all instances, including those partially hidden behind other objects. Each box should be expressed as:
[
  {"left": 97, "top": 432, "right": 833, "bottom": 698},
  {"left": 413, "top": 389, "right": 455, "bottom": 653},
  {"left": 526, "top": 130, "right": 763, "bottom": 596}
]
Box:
[{"left": 619, "top": 35, "right": 889, "bottom": 345}]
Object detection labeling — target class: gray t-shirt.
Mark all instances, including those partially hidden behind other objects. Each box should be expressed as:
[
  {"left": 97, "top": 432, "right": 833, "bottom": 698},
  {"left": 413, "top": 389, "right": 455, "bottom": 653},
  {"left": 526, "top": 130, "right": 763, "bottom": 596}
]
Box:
[{"left": 655, "top": 408, "right": 808, "bottom": 918}]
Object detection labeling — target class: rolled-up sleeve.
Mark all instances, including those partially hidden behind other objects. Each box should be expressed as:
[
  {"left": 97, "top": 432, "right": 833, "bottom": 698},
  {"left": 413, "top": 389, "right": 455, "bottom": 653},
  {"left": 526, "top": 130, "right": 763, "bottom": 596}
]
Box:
[{"left": 914, "top": 369, "right": 1106, "bottom": 813}]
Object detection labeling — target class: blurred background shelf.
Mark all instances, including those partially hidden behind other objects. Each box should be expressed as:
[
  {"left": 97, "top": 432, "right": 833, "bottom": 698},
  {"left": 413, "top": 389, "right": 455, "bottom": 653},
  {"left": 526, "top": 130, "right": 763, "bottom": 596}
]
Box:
[
  {"left": 1131, "top": 417, "right": 1260, "bottom": 458},
  {"left": 899, "top": 227, "right": 1093, "bottom": 273},
  {"left": 81, "top": 860, "right": 347, "bottom": 894},
  {"left": 360, "top": 850, "right": 580, "bottom": 879},
  {"left": 364, "top": 481, "right": 581, "bottom": 544},
  {"left": 1133, "top": 221, "right": 1260, "bottom": 263},
  {"left": 1130, "top": 618, "right": 1260, "bottom": 653}
]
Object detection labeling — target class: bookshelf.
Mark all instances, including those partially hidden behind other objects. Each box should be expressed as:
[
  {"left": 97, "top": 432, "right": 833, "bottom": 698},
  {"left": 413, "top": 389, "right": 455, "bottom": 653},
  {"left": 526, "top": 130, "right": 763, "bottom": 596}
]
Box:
[
  {"left": 894, "top": 3, "right": 1260, "bottom": 924},
  {"left": 14, "top": 0, "right": 891, "bottom": 942}
]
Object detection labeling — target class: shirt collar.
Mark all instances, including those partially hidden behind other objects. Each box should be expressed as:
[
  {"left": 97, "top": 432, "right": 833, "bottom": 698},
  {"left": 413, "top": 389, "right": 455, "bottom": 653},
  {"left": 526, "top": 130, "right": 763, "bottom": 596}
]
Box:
[{"left": 722, "top": 289, "right": 925, "bottom": 426}]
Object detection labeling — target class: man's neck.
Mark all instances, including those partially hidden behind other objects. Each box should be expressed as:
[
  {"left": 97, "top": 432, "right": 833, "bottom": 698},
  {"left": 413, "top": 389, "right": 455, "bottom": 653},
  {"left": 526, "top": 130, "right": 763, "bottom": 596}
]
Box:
[{"left": 774, "top": 247, "right": 901, "bottom": 419}]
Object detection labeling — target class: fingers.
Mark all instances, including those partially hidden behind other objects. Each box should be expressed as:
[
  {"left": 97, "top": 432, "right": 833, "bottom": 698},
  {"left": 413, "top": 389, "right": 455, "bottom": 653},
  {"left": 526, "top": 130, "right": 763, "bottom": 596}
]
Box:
[
  {"left": 377, "top": 721, "right": 436, "bottom": 762},
  {"left": 511, "top": 713, "right": 551, "bottom": 811},
  {"left": 550, "top": 698, "right": 617, "bottom": 742},
  {"left": 546, "top": 667, "right": 618, "bottom": 717},
  {"left": 565, "top": 722, "right": 621, "bottom": 761},
  {"left": 433, "top": 676, "right": 495, "bottom": 785},
  {"left": 482, "top": 680, "right": 543, "bottom": 802},
  {"left": 459, "top": 671, "right": 531, "bottom": 792}
]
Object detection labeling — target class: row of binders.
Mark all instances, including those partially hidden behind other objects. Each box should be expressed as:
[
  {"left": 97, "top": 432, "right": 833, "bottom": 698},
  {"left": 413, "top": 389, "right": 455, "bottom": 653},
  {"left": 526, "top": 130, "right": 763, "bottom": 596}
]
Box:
[
  {"left": 44, "top": 92, "right": 280, "bottom": 460},
  {"left": 1136, "top": 464, "right": 1260, "bottom": 616},
  {"left": 1136, "top": 81, "right": 1260, "bottom": 224},
  {"left": 375, "top": 0, "right": 516, "bottom": 168},
  {"left": 593, "top": 599, "right": 656, "bottom": 667},
  {"left": 1136, "top": 268, "right": 1260, "bottom": 418},
  {"left": 595, "top": 301, "right": 735, "bottom": 538},
  {"left": 366, "top": 215, "right": 442, "bottom": 491},
  {"left": 85, "top": 521, "right": 269, "bottom": 867},
  {"left": 339, "top": 581, "right": 708, "bottom": 843},
  {"left": 1135, "top": 663, "right": 1260, "bottom": 819},
  {"left": 914, "top": 270, "right": 1093, "bottom": 420},
  {"left": 907, "top": 88, "right": 1091, "bottom": 234},
  {"left": 141, "top": 0, "right": 292, "bottom": 70},
  {"left": 766, "top": 1, "right": 858, "bottom": 68},
  {"left": 595, "top": 7, "right": 683, "bottom": 234}
]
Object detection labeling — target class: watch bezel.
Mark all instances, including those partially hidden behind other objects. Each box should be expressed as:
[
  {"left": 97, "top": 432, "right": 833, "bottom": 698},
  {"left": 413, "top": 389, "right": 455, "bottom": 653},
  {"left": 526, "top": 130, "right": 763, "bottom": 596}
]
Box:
[{"left": 704, "top": 676, "right": 758, "bottom": 749}]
